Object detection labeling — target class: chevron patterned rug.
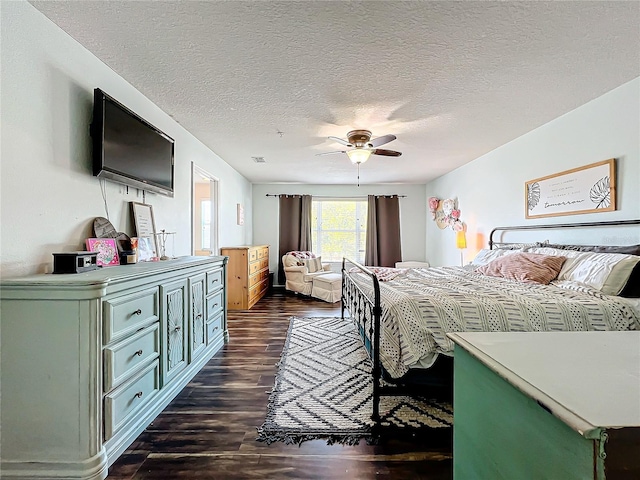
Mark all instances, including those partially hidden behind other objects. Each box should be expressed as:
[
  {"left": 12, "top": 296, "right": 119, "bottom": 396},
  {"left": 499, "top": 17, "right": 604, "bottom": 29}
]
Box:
[{"left": 256, "top": 316, "right": 452, "bottom": 445}]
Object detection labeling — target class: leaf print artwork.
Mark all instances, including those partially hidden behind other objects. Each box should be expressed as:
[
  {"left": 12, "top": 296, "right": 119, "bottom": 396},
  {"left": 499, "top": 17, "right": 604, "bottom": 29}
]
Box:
[
  {"left": 527, "top": 182, "right": 540, "bottom": 211},
  {"left": 589, "top": 176, "right": 610, "bottom": 209}
]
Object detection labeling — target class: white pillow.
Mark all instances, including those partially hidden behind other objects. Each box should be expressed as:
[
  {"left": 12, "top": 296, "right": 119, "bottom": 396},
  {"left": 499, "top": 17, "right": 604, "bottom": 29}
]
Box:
[
  {"left": 304, "top": 256, "right": 323, "bottom": 273},
  {"left": 470, "top": 248, "right": 522, "bottom": 266},
  {"left": 598, "top": 256, "right": 639, "bottom": 295},
  {"left": 527, "top": 247, "right": 638, "bottom": 294}
]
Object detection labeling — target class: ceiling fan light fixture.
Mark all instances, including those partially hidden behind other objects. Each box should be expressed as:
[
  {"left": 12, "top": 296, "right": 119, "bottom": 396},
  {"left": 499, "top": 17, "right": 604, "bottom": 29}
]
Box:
[{"left": 346, "top": 149, "right": 372, "bottom": 164}]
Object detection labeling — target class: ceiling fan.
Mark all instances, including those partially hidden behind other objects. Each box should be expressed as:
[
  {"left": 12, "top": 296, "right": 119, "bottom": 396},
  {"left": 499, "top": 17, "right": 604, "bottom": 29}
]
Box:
[{"left": 317, "top": 129, "right": 402, "bottom": 165}]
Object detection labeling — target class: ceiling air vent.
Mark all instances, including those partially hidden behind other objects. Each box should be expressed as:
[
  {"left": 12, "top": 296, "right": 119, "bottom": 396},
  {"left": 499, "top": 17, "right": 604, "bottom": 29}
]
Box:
[{"left": 252, "top": 156, "right": 266, "bottom": 163}]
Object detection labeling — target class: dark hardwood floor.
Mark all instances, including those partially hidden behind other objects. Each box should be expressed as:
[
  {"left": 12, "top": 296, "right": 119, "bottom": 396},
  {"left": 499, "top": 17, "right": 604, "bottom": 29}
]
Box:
[{"left": 107, "top": 289, "right": 452, "bottom": 479}]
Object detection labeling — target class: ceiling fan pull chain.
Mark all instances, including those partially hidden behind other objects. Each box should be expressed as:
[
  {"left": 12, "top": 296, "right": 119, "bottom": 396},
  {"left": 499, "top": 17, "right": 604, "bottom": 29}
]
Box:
[{"left": 357, "top": 163, "right": 360, "bottom": 187}]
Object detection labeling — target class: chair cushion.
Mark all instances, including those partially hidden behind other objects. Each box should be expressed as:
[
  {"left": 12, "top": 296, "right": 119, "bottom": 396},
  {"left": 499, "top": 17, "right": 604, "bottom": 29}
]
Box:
[
  {"left": 312, "top": 273, "right": 342, "bottom": 286},
  {"left": 304, "top": 257, "right": 323, "bottom": 273}
]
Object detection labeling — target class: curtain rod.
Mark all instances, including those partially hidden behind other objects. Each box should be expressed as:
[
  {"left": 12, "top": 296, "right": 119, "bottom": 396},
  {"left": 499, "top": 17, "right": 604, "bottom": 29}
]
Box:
[{"left": 265, "top": 194, "right": 407, "bottom": 198}]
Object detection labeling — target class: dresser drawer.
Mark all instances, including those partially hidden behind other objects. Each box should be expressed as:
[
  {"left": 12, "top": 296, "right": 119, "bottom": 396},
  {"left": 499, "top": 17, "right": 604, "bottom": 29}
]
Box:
[
  {"left": 103, "top": 323, "right": 160, "bottom": 392},
  {"left": 104, "top": 360, "right": 160, "bottom": 441},
  {"left": 206, "top": 313, "right": 224, "bottom": 345},
  {"left": 207, "top": 290, "right": 223, "bottom": 319},
  {"left": 249, "top": 268, "right": 269, "bottom": 287},
  {"left": 257, "top": 247, "right": 268, "bottom": 259},
  {"left": 248, "top": 270, "right": 263, "bottom": 287},
  {"left": 249, "top": 249, "right": 258, "bottom": 262},
  {"left": 104, "top": 288, "right": 159, "bottom": 344},
  {"left": 249, "top": 279, "right": 268, "bottom": 303},
  {"left": 249, "top": 260, "right": 260, "bottom": 275},
  {"left": 206, "top": 268, "right": 223, "bottom": 294},
  {"left": 259, "top": 258, "right": 268, "bottom": 270}
]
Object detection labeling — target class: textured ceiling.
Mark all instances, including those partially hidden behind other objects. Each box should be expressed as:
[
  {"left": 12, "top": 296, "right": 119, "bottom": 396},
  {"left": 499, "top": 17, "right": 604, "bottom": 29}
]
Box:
[{"left": 30, "top": 1, "right": 640, "bottom": 185}]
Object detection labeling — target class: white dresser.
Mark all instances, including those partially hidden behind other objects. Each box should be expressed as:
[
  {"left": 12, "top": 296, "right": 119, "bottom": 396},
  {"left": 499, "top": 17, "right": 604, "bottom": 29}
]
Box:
[{"left": 0, "top": 256, "right": 228, "bottom": 480}]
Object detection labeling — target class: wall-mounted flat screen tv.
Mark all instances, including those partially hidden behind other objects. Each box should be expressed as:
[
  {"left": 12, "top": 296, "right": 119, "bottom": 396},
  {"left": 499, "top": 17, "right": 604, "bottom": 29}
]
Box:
[{"left": 92, "top": 88, "right": 175, "bottom": 197}]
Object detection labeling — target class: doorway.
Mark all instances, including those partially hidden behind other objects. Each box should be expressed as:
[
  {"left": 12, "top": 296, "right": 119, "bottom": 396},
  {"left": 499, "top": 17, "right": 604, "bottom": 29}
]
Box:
[{"left": 192, "top": 163, "right": 219, "bottom": 256}]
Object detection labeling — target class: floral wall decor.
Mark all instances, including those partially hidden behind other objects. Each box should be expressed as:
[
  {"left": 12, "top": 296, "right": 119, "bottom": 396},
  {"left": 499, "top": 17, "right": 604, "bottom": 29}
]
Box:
[{"left": 428, "top": 196, "right": 464, "bottom": 231}]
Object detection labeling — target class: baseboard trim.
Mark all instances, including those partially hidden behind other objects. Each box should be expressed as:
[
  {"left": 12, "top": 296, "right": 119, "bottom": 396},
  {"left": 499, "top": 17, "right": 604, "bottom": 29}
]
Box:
[{"left": 0, "top": 451, "right": 108, "bottom": 480}]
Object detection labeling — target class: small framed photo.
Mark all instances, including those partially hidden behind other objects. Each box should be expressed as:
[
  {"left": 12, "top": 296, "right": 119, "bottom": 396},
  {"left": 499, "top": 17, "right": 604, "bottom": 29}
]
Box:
[
  {"left": 131, "top": 202, "right": 159, "bottom": 256},
  {"left": 136, "top": 236, "right": 157, "bottom": 262},
  {"left": 86, "top": 238, "right": 120, "bottom": 266}
]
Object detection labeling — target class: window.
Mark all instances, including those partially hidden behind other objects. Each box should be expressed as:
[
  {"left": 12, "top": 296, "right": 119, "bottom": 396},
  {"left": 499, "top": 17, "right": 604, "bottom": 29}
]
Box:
[{"left": 312, "top": 198, "right": 367, "bottom": 263}]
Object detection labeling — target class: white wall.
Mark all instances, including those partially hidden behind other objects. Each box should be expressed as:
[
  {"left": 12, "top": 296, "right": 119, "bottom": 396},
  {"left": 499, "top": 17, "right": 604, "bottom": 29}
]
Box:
[
  {"left": 425, "top": 78, "right": 640, "bottom": 266},
  {"left": 0, "top": 2, "right": 252, "bottom": 277},
  {"left": 252, "top": 183, "right": 427, "bottom": 284}
]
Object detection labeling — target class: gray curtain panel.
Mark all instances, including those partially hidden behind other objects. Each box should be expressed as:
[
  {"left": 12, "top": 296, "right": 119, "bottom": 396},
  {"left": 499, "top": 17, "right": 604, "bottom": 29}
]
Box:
[
  {"left": 278, "top": 194, "right": 312, "bottom": 284},
  {"left": 365, "top": 195, "right": 402, "bottom": 267}
]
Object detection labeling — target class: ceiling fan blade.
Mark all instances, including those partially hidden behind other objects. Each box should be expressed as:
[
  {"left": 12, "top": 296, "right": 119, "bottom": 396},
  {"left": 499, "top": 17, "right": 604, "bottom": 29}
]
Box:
[
  {"left": 328, "top": 136, "right": 353, "bottom": 147},
  {"left": 371, "top": 148, "right": 402, "bottom": 157},
  {"left": 316, "top": 150, "right": 347, "bottom": 156},
  {"left": 368, "top": 134, "right": 396, "bottom": 148}
]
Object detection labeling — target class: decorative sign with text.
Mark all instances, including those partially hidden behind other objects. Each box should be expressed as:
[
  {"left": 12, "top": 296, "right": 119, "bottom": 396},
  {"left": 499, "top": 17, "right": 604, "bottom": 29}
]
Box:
[{"left": 525, "top": 159, "right": 616, "bottom": 219}]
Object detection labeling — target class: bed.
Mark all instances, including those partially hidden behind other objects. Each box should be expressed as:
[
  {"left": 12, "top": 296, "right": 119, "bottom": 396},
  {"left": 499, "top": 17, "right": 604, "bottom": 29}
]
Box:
[{"left": 340, "top": 219, "right": 640, "bottom": 428}]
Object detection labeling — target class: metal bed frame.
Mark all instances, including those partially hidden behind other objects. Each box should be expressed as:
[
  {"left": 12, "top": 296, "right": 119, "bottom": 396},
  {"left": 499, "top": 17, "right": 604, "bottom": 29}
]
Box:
[{"left": 341, "top": 219, "right": 640, "bottom": 432}]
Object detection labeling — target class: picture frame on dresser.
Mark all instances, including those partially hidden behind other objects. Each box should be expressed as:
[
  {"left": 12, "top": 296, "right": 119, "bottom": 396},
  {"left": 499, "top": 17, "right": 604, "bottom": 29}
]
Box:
[
  {"left": 131, "top": 202, "right": 159, "bottom": 257},
  {"left": 86, "top": 237, "right": 120, "bottom": 266}
]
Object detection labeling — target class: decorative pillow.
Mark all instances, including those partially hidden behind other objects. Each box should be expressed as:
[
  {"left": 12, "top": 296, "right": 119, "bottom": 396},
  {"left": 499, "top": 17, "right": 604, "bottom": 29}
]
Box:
[
  {"left": 470, "top": 248, "right": 521, "bottom": 266},
  {"left": 476, "top": 252, "right": 566, "bottom": 285},
  {"left": 601, "top": 257, "right": 640, "bottom": 295},
  {"left": 528, "top": 247, "right": 638, "bottom": 294},
  {"left": 286, "top": 251, "right": 316, "bottom": 266},
  {"left": 304, "top": 256, "right": 322, "bottom": 273},
  {"left": 620, "top": 262, "right": 640, "bottom": 298}
]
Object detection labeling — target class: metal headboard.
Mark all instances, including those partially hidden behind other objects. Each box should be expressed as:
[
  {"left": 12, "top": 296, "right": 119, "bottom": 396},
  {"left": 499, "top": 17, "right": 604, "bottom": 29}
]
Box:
[{"left": 489, "top": 219, "right": 640, "bottom": 250}]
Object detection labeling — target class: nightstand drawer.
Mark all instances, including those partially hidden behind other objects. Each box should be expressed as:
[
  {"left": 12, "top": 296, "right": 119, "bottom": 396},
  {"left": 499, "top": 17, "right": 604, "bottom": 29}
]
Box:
[
  {"left": 206, "top": 313, "right": 224, "bottom": 345},
  {"left": 104, "top": 288, "right": 159, "bottom": 344},
  {"left": 206, "top": 268, "right": 223, "bottom": 294},
  {"left": 207, "top": 290, "right": 223, "bottom": 319},
  {"left": 104, "top": 360, "right": 159, "bottom": 441},
  {"left": 104, "top": 323, "right": 160, "bottom": 392}
]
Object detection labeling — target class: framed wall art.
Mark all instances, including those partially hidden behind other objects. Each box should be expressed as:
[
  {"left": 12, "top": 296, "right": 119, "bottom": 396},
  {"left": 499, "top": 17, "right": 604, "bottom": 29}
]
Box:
[
  {"left": 525, "top": 159, "right": 616, "bottom": 219},
  {"left": 131, "top": 202, "right": 159, "bottom": 255}
]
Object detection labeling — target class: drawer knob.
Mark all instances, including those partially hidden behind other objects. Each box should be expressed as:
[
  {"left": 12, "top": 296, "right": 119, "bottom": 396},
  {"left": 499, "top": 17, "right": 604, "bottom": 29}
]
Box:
[
  {"left": 196, "top": 314, "right": 203, "bottom": 320},
  {"left": 134, "top": 391, "right": 143, "bottom": 399},
  {"left": 132, "top": 309, "right": 142, "bottom": 316},
  {"left": 212, "top": 279, "right": 219, "bottom": 283},
  {"left": 174, "top": 325, "right": 182, "bottom": 331},
  {"left": 134, "top": 349, "right": 143, "bottom": 357},
  {"left": 212, "top": 303, "right": 218, "bottom": 308}
]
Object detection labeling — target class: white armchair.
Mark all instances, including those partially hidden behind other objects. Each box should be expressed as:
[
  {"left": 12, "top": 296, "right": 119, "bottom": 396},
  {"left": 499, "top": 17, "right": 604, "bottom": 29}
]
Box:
[{"left": 282, "top": 251, "right": 331, "bottom": 296}]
